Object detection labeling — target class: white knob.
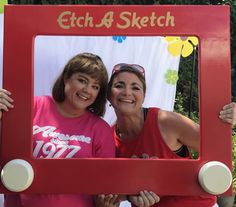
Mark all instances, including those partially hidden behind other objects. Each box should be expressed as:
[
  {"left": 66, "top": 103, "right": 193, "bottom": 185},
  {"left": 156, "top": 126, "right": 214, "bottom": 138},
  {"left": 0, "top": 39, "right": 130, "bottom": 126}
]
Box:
[
  {"left": 1, "top": 159, "right": 34, "bottom": 192},
  {"left": 198, "top": 161, "right": 232, "bottom": 195}
]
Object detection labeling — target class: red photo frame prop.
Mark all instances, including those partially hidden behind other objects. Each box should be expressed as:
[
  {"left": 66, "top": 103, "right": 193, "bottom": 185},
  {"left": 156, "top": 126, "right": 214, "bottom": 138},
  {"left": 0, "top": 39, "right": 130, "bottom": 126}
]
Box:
[{"left": 0, "top": 5, "right": 232, "bottom": 195}]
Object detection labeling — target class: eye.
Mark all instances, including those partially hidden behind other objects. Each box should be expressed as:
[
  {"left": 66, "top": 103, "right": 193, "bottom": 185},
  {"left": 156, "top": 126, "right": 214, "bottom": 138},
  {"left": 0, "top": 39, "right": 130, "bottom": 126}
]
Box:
[
  {"left": 92, "top": 85, "right": 100, "bottom": 90},
  {"left": 78, "top": 78, "right": 87, "bottom": 84},
  {"left": 113, "top": 83, "right": 124, "bottom": 88},
  {"left": 133, "top": 86, "right": 141, "bottom": 91}
]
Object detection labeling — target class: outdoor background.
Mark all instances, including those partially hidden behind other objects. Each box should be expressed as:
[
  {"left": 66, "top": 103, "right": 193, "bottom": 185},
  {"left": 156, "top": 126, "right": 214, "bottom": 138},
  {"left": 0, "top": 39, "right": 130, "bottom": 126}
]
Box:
[
  {"left": 7, "top": 0, "right": 236, "bottom": 123},
  {"left": 0, "top": 0, "right": 236, "bottom": 207}
]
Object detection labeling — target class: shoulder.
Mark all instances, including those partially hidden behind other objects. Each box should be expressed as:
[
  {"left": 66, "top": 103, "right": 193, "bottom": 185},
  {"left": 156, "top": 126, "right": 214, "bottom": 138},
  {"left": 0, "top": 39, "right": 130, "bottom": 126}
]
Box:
[
  {"left": 34, "top": 96, "right": 52, "bottom": 104},
  {"left": 158, "top": 109, "right": 198, "bottom": 130},
  {"left": 34, "top": 96, "right": 55, "bottom": 111},
  {"left": 157, "top": 109, "right": 184, "bottom": 130},
  {"left": 146, "top": 107, "right": 160, "bottom": 117},
  {"left": 158, "top": 109, "right": 182, "bottom": 121},
  {"left": 87, "top": 113, "right": 112, "bottom": 130}
]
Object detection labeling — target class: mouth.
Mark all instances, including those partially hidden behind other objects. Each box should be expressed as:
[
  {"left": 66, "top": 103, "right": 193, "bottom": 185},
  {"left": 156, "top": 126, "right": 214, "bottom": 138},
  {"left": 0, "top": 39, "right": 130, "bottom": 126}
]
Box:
[
  {"left": 118, "top": 98, "right": 135, "bottom": 104},
  {"left": 76, "top": 93, "right": 89, "bottom": 101}
]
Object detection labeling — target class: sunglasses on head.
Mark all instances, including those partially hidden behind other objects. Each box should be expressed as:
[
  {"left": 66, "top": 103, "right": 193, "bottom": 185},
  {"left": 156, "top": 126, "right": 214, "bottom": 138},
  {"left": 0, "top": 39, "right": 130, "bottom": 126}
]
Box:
[{"left": 112, "top": 63, "right": 145, "bottom": 77}]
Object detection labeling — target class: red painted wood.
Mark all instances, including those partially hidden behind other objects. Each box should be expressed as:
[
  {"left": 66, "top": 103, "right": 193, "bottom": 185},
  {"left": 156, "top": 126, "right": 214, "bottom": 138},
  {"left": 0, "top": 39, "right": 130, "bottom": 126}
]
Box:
[{"left": 0, "top": 5, "right": 231, "bottom": 195}]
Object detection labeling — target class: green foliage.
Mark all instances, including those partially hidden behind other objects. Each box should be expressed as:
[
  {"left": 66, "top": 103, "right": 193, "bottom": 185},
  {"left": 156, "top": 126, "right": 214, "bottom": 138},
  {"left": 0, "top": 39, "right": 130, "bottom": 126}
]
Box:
[
  {"left": 174, "top": 91, "right": 199, "bottom": 160},
  {"left": 230, "top": 1, "right": 236, "bottom": 102},
  {"left": 174, "top": 47, "right": 199, "bottom": 118},
  {"left": 232, "top": 127, "right": 236, "bottom": 191}
]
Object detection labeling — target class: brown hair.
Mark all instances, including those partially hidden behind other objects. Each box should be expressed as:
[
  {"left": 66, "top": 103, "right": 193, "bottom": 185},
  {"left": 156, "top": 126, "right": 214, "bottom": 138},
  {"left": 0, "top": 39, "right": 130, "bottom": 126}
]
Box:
[
  {"left": 52, "top": 53, "right": 108, "bottom": 117},
  {"left": 107, "top": 65, "right": 146, "bottom": 100}
]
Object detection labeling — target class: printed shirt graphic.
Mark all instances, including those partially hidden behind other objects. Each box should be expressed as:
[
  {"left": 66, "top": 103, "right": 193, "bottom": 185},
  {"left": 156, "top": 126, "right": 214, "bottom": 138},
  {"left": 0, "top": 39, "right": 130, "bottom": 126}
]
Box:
[
  {"left": 5, "top": 96, "right": 115, "bottom": 207},
  {"left": 33, "top": 96, "right": 115, "bottom": 159}
]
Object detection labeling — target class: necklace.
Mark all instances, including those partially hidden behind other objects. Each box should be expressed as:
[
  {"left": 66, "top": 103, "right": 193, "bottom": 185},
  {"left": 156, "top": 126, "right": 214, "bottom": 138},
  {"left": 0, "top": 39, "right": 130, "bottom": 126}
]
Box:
[{"left": 115, "top": 107, "right": 148, "bottom": 138}]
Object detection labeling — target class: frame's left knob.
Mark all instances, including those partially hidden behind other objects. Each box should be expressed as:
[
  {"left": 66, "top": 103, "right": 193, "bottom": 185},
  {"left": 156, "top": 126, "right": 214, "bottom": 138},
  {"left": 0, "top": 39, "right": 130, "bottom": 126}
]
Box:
[{"left": 1, "top": 159, "right": 34, "bottom": 192}]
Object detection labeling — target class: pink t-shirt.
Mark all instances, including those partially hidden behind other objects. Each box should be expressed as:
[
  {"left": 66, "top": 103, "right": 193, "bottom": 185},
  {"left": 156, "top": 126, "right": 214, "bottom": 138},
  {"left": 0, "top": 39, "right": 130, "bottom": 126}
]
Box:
[{"left": 4, "top": 96, "right": 115, "bottom": 207}]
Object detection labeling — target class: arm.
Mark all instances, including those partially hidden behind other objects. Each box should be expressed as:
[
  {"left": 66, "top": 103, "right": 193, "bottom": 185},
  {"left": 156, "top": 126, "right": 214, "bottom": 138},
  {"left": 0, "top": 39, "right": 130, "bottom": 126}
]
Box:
[
  {"left": 158, "top": 102, "right": 236, "bottom": 153},
  {"left": 158, "top": 109, "right": 199, "bottom": 152}
]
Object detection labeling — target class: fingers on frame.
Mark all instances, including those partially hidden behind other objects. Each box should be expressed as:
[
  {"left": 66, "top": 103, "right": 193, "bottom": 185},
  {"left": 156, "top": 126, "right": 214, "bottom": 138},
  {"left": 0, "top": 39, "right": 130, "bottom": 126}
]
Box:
[{"left": 0, "top": 103, "right": 9, "bottom": 111}]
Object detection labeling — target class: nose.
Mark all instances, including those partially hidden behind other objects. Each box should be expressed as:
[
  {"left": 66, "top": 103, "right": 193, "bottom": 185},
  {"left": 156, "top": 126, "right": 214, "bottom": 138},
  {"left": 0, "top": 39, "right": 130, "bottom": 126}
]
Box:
[
  {"left": 82, "top": 84, "right": 92, "bottom": 94},
  {"left": 123, "top": 86, "right": 132, "bottom": 96}
]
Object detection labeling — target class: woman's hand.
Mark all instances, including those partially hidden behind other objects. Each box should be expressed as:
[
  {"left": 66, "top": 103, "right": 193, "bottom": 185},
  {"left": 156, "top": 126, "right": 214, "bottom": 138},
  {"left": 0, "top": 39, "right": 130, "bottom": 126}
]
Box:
[
  {"left": 219, "top": 102, "right": 236, "bottom": 126},
  {"left": 0, "top": 89, "right": 14, "bottom": 119},
  {"left": 128, "top": 191, "right": 160, "bottom": 207},
  {"left": 95, "top": 194, "right": 120, "bottom": 207}
]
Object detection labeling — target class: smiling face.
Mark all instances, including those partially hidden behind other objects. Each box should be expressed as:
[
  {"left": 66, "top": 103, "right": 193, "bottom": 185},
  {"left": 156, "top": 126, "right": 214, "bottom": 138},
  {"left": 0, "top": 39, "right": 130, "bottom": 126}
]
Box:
[
  {"left": 52, "top": 53, "right": 108, "bottom": 117},
  {"left": 62, "top": 72, "right": 100, "bottom": 116},
  {"left": 109, "top": 71, "right": 145, "bottom": 115}
]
